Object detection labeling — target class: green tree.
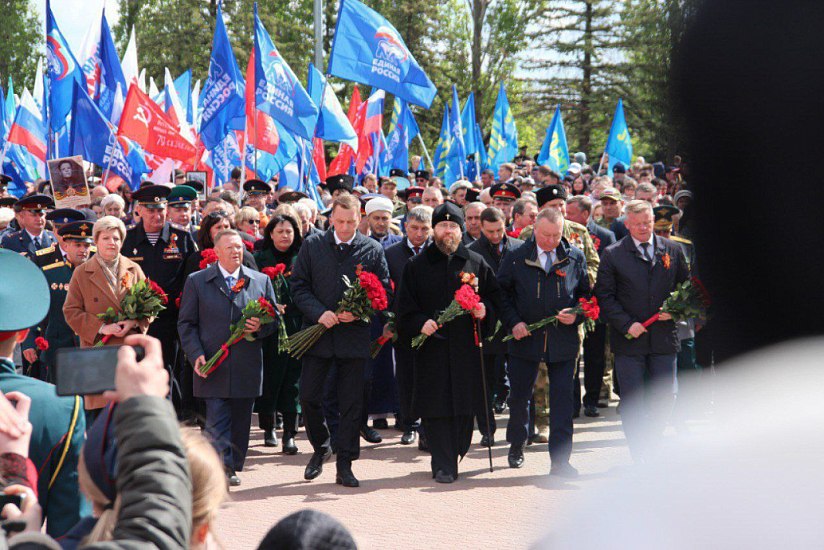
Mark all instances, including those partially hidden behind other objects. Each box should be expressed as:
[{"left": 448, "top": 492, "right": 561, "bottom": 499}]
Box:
[{"left": 0, "top": 0, "right": 42, "bottom": 92}]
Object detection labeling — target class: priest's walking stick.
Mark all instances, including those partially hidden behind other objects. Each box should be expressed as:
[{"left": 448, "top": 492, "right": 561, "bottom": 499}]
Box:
[{"left": 474, "top": 318, "right": 494, "bottom": 473}]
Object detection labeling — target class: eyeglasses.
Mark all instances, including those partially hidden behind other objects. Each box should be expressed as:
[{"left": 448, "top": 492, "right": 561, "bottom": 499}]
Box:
[
  {"left": 206, "top": 210, "right": 230, "bottom": 219},
  {"left": 249, "top": 219, "right": 261, "bottom": 225},
  {"left": 408, "top": 198, "right": 422, "bottom": 204}
]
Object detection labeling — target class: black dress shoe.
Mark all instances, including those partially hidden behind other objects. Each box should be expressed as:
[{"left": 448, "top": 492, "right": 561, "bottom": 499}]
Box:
[
  {"left": 275, "top": 412, "right": 284, "bottom": 430},
  {"left": 527, "top": 432, "right": 539, "bottom": 446},
  {"left": 434, "top": 470, "right": 455, "bottom": 484},
  {"left": 282, "top": 436, "right": 298, "bottom": 455},
  {"left": 226, "top": 469, "right": 241, "bottom": 487},
  {"left": 264, "top": 429, "right": 278, "bottom": 447},
  {"left": 336, "top": 467, "right": 360, "bottom": 488},
  {"left": 418, "top": 434, "right": 429, "bottom": 452},
  {"left": 493, "top": 401, "right": 506, "bottom": 414},
  {"left": 304, "top": 448, "right": 333, "bottom": 480},
  {"left": 480, "top": 434, "right": 494, "bottom": 447},
  {"left": 401, "top": 430, "right": 417, "bottom": 445},
  {"left": 550, "top": 462, "right": 579, "bottom": 478},
  {"left": 360, "top": 425, "right": 382, "bottom": 443},
  {"left": 372, "top": 418, "right": 389, "bottom": 430},
  {"left": 584, "top": 405, "right": 600, "bottom": 418},
  {"left": 508, "top": 443, "right": 525, "bottom": 468}
]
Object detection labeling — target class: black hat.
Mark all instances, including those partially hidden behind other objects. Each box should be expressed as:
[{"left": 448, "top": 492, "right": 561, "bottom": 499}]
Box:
[
  {"left": 535, "top": 184, "right": 567, "bottom": 207},
  {"left": 183, "top": 179, "right": 205, "bottom": 193},
  {"left": 0, "top": 174, "right": 11, "bottom": 188},
  {"left": 14, "top": 194, "right": 53, "bottom": 212},
  {"left": 243, "top": 179, "right": 271, "bottom": 195},
  {"left": 389, "top": 168, "right": 407, "bottom": 178},
  {"left": 132, "top": 185, "right": 170, "bottom": 209},
  {"left": 278, "top": 189, "right": 309, "bottom": 203},
  {"left": 489, "top": 182, "right": 521, "bottom": 201},
  {"left": 46, "top": 208, "right": 86, "bottom": 227},
  {"left": 613, "top": 162, "right": 627, "bottom": 174},
  {"left": 465, "top": 188, "right": 480, "bottom": 203},
  {"left": 654, "top": 205, "right": 680, "bottom": 231},
  {"left": 652, "top": 162, "right": 666, "bottom": 179},
  {"left": 57, "top": 220, "right": 95, "bottom": 243},
  {"left": 167, "top": 185, "right": 198, "bottom": 207},
  {"left": 402, "top": 186, "right": 425, "bottom": 201},
  {"left": 326, "top": 174, "right": 354, "bottom": 194},
  {"left": 0, "top": 197, "right": 17, "bottom": 208},
  {"left": 414, "top": 169, "right": 431, "bottom": 181},
  {"left": 258, "top": 510, "right": 357, "bottom": 550},
  {"left": 432, "top": 201, "right": 465, "bottom": 230}
]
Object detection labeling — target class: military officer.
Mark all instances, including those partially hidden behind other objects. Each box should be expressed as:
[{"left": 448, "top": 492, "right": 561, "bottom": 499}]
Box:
[
  {"left": 167, "top": 185, "right": 199, "bottom": 239},
  {"left": 0, "top": 249, "right": 89, "bottom": 538},
  {"left": 0, "top": 195, "right": 57, "bottom": 258},
  {"left": 414, "top": 169, "right": 431, "bottom": 188},
  {"left": 0, "top": 195, "right": 20, "bottom": 239},
  {"left": 31, "top": 208, "right": 88, "bottom": 268},
  {"left": 395, "top": 187, "right": 424, "bottom": 234},
  {"left": 244, "top": 179, "right": 273, "bottom": 223},
  {"left": 121, "top": 185, "right": 197, "bottom": 395},
  {"left": 489, "top": 182, "right": 521, "bottom": 224}
]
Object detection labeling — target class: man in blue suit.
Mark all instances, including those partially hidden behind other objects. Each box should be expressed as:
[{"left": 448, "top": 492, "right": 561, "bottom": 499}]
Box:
[
  {"left": 0, "top": 195, "right": 57, "bottom": 258},
  {"left": 178, "top": 229, "right": 277, "bottom": 487}
]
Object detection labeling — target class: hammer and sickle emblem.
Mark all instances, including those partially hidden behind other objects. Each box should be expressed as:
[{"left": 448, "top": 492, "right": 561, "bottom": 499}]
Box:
[{"left": 134, "top": 105, "right": 150, "bottom": 127}]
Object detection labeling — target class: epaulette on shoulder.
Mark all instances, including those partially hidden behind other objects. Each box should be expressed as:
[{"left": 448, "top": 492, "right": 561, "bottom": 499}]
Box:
[
  {"left": 42, "top": 260, "right": 65, "bottom": 271},
  {"left": 670, "top": 235, "right": 693, "bottom": 245},
  {"left": 169, "top": 222, "right": 187, "bottom": 232},
  {"left": 192, "top": 225, "right": 200, "bottom": 231},
  {"left": 35, "top": 245, "right": 56, "bottom": 256},
  {"left": 90, "top": 245, "right": 97, "bottom": 252}
]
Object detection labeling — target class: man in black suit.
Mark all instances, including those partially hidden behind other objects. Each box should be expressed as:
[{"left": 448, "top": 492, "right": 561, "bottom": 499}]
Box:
[
  {"left": 468, "top": 206, "right": 523, "bottom": 445},
  {"left": 291, "top": 194, "right": 392, "bottom": 488},
  {"left": 565, "top": 195, "right": 617, "bottom": 417},
  {"left": 384, "top": 206, "right": 432, "bottom": 447},
  {"left": 595, "top": 200, "right": 689, "bottom": 463}
]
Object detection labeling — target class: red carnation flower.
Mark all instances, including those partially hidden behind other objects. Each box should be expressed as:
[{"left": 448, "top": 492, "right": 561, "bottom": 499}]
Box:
[
  {"left": 199, "top": 248, "right": 218, "bottom": 269},
  {"left": 148, "top": 280, "right": 168, "bottom": 305},
  {"left": 35, "top": 337, "right": 49, "bottom": 351},
  {"left": 272, "top": 263, "right": 286, "bottom": 276},
  {"left": 455, "top": 284, "right": 481, "bottom": 311},
  {"left": 262, "top": 267, "right": 277, "bottom": 279}
]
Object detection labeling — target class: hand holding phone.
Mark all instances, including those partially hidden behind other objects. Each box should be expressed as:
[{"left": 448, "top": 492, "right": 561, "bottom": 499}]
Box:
[{"left": 103, "top": 335, "right": 168, "bottom": 403}]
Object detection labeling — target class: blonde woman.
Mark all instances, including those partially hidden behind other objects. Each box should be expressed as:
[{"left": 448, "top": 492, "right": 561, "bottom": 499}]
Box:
[{"left": 235, "top": 206, "right": 262, "bottom": 239}]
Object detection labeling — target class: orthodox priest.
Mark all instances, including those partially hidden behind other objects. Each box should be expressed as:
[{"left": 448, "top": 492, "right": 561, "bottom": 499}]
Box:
[{"left": 396, "top": 202, "right": 502, "bottom": 483}]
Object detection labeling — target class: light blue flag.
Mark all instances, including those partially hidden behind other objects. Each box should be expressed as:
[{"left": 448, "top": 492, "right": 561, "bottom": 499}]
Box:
[
  {"left": 307, "top": 63, "right": 357, "bottom": 148},
  {"left": 255, "top": 3, "right": 319, "bottom": 141},
  {"left": 488, "top": 83, "right": 518, "bottom": 172},
  {"left": 475, "top": 123, "right": 489, "bottom": 171},
  {"left": 173, "top": 70, "right": 193, "bottom": 125},
  {"left": 327, "top": 0, "right": 437, "bottom": 109},
  {"left": 461, "top": 92, "right": 478, "bottom": 156},
  {"left": 537, "top": 105, "right": 570, "bottom": 175},
  {"left": 432, "top": 105, "right": 451, "bottom": 179},
  {"left": 200, "top": 2, "right": 245, "bottom": 150},
  {"left": 604, "top": 98, "right": 632, "bottom": 176},
  {"left": 384, "top": 99, "right": 419, "bottom": 173},
  {"left": 388, "top": 95, "right": 402, "bottom": 134}
]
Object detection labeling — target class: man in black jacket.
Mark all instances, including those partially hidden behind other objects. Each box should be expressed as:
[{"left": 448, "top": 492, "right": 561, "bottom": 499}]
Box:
[
  {"left": 498, "top": 208, "right": 591, "bottom": 475},
  {"left": 595, "top": 200, "right": 689, "bottom": 463},
  {"left": 384, "top": 206, "right": 432, "bottom": 447},
  {"left": 291, "top": 195, "right": 392, "bottom": 488},
  {"left": 468, "top": 206, "right": 522, "bottom": 445}
]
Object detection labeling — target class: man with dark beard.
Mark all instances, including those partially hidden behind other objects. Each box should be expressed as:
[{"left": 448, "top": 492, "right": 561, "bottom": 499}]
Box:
[{"left": 396, "top": 202, "right": 503, "bottom": 483}]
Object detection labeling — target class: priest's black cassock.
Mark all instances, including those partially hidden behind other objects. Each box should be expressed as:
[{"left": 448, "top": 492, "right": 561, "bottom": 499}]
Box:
[{"left": 395, "top": 241, "right": 502, "bottom": 479}]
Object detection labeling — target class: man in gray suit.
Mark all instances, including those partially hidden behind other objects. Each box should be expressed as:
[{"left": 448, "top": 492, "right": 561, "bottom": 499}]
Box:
[{"left": 178, "top": 229, "right": 277, "bottom": 487}]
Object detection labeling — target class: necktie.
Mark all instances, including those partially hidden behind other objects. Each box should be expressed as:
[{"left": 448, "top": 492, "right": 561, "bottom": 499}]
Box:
[
  {"left": 641, "top": 242, "right": 652, "bottom": 262},
  {"left": 225, "top": 275, "right": 236, "bottom": 289},
  {"left": 34, "top": 236, "right": 41, "bottom": 249},
  {"left": 339, "top": 243, "right": 350, "bottom": 253},
  {"left": 544, "top": 252, "right": 553, "bottom": 273},
  {"left": 413, "top": 246, "right": 421, "bottom": 255}
]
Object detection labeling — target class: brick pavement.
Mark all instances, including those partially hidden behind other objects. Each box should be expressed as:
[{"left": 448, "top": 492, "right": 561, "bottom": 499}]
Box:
[{"left": 213, "top": 405, "right": 631, "bottom": 549}]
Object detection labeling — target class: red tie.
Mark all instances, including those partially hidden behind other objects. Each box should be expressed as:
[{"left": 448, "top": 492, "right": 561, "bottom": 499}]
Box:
[{"left": 413, "top": 246, "right": 421, "bottom": 255}]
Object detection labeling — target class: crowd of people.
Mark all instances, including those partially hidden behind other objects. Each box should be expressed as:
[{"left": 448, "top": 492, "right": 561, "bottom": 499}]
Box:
[{"left": 0, "top": 148, "right": 707, "bottom": 545}]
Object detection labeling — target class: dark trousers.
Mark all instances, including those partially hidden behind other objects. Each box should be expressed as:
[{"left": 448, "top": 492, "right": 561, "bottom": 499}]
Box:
[
  {"left": 259, "top": 411, "right": 298, "bottom": 436},
  {"left": 204, "top": 397, "right": 255, "bottom": 472},
  {"left": 422, "top": 416, "right": 473, "bottom": 478},
  {"left": 394, "top": 345, "right": 421, "bottom": 432},
  {"left": 302, "top": 356, "right": 366, "bottom": 463},
  {"left": 493, "top": 353, "right": 510, "bottom": 403},
  {"left": 475, "top": 353, "right": 499, "bottom": 436},
  {"left": 583, "top": 323, "right": 608, "bottom": 407},
  {"left": 614, "top": 353, "right": 677, "bottom": 462},
  {"left": 508, "top": 356, "right": 575, "bottom": 464},
  {"left": 147, "top": 319, "right": 180, "bottom": 408}
]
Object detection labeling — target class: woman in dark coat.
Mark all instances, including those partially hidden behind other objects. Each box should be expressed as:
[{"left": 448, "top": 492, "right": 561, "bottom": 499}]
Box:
[{"left": 253, "top": 213, "right": 304, "bottom": 454}]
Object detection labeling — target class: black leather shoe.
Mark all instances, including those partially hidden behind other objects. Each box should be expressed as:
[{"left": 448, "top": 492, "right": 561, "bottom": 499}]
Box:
[
  {"left": 275, "top": 412, "right": 284, "bottom": 430},
  {"left": 584, "top": 405, "right": 600, "bottom": 418},
  {"left": 434, "top": 470, "right": 455, "bottom": 484},
  {"left": 304, "top": 448, "right": 332, "bottom": 480},
  {"left": 527, "top": 432, "right": 539, "bottom": 446},
  {"left": 480, "top": 434, "right": 494, "bottom": 447},
  {"left": 264, "top": 429, "right": 278, "bottom": 447},
  {"left": 401, "top": 430, "right": 417, "bottom": 445},
  {"left": 494, "top": 400, "right": 506, "bottom": 414},
  {"left": 418, "top": 434, "right": 429, "bottom": 452},
  {"left": 336, "top": 466, "right": 360, "bottom": 487},
  {"left": 360, "top": 425, "right": 382, "bottom": 443},
  {"left": 508, "top": 443, "right": 525, "bottom": 468},
  {"left": 372, "top": 418, "right": 389, "bottom": 430},
  {"left": 282, "top": 436, "right": 298, "bottom": 455},
  {"left": 550, "top": 462, "right": 579, "bottom": 478},
  {"left": 226, "top": 469, "right": 241, "bottom": 487}
]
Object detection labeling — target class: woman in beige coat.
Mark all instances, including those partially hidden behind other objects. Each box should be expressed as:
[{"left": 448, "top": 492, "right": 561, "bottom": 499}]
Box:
[{"left": 64, "top": 216, "right": 150, "bottom": 412}]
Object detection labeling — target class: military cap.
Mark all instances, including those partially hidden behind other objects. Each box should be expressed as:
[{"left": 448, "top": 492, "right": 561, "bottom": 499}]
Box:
[
  {"left": 490, "top": 182, "right": 521, "bottom": 201},
  {"left": 57, "top": 220, "right": 95, "bottom": 243},
  {"left": 389, "top": 168, "right": 407, "bottom": 179},
  {"left": 653, "top": 205, "right": 680, "bottom": 231},
  {"left": 0, "top": 174, "right": 11, "bottom": 188},
  {"left": 402, "top": 186, "right": 425, "bottom": 201},
  {"left": 568, "top": 162, "right": 582, "bottom": 174},
  {"left": 46, "top": 208, "right": 86, "bottom": 227},
  {"left": 131, "top": 185, "right": 170, "bottom": 209},
  {"left": 243, "top": 179, "right": 271, "bottom": 195},
  {"left": 465, "top": 188, "right": 480, "bottom": 203},
  {"left": 518, "top": 177, "right": 537, "bottom": 189},
  {"left": 414, "top": 169, "right": 431, "bottom": 181},
  {"left": 279, "top": 189, "right": 309, "bottom": 203},
  {"left": 390, "top": 173, "right": 411, "bottom": 191},
  {"left": 613, "top": 162, "right": 627, "bottom": 174},
  {"left": 353, "top": 186, "right": 370, "bottom": 195},
  {"left": 0, "top": 197, "right": 17, "bottom": 208},
  {"left": 0, "top": 249, "right": 49, "bottom": 332},
  {"left": 599, "top": 188, "right": 622, "bottom": 202},
  {"left": 431, "top": 201, "right": 465, "bottom": 230},
  {"left": 326, "top": 174, "right": 355, "bottom": 194},
  {"left": 183, "top": 179, "right": 205, "bottom": 193},
  {"left": 14, "top": 194, "right": 53, "bottom": 212},
  {"left": 167, "top": 185, "right": 198, "bottom": 208},
  {"left": 535, "top": 184, "right": 568, "bottom": 207},
  {"left": 449, "top": 180, "right": 473, "bottom": 196}
]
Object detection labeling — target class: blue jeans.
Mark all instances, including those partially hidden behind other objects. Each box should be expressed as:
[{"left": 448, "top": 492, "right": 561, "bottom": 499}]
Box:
[
  {"left": 204, "top": 397, "right": 255, "bottom": 472},
  {"left": 614, "top": 354, "right": 677, "bottom": 462}
]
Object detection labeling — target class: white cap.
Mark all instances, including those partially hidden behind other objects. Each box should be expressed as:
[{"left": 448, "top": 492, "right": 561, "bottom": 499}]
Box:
[
  {"left": 365, "top": 196, "right": 395, "bottom": 216},
  {"left": 449, "top": 180, "right": 473, "bottom": 195},
  {"left": 569, "top": 162, "right": 582, "bottom": 174}
]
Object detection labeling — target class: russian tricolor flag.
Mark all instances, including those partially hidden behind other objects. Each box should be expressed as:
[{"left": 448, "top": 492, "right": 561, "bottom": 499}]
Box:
[{"left": 7, "top": 89, "right": 47, "bottom": 176}]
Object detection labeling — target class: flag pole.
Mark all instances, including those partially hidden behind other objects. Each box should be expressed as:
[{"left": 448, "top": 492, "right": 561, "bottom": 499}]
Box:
[{"left": 417, "top": 134, "right": 433, "bottom": 173}]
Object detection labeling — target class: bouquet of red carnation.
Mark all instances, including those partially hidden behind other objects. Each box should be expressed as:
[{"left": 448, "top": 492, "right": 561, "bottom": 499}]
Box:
[
  {"left": 412, "top": 283, "right": 482, "bottom": 349},
  {"left": 288, "top": 265, "right": 388, "bottom": 360},
  {"left": 95, "top": 279, "right": 167, "bottom": 347},
  {"left": 502, "top": 296, "right": 600, "bottom": 341},
  {"left": 369, "top": 312, "right": 397, "bottom": 358},
  {"left": 262, "top": 264, "right": 290, "bottom": 354},
  {"left": 626, "top": 277, "right": 711, "bottom": 339},
  {"left": 198, "top": 297, "right": 278, "bottom": 376},
  {"left": 199, "top": 248, "right": 218, "bottom": 270},
  {"left": 35, "top": 337, "right": 49, "bottom": 351}
]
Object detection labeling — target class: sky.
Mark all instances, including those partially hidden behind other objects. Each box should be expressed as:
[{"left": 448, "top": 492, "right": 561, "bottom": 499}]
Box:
[{"left": 37, "top": 0, "right": 121, "bottom": 52}]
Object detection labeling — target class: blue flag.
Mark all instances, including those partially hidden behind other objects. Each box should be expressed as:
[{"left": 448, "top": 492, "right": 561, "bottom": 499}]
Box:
[
  {"left": 384, "top": 97, "right": 419, "bottom": 171},
  {"left": 173, "top": 70, "right": 193, "bottom": 125},
  {"left": 210, "top": 130, "right": 243, "bottom": 187},
  {"left": 488, "top": 83, "right": 518, "bottom": 172},
  {"left": 461, "top": 92, "right": 478, "bottom": 156},
  {"left": 200, "top": 3, "right": 245, "bottom": 150},
  {"left": 537, "top": 106, "right": 570, "bottom": 175},
  {"left": 307, "top": 63, "right": 357, "bottom": 148},
  {"left": 328, "top": 0, "right": 437, "bottom": 109},
  {"left": 95, "top": 12, "right": 128, "bottom": 123},
  {"left": 604, "top": 98, "right": 633, "bottom": 176},
  {"left": 255, "top": 4, "right": 319, "bottom": 141},
  {"left": 46, "top": 0, "right": 86, "bottom": 132},
  {"left": 445, "top": 86, "right": 467, "bottom": 183},
  {"left": 476, "top": 123, "right": 489, "bottom": 171},
  {"left": 432, "top": 105, "right": 451, "bottom": 179}
]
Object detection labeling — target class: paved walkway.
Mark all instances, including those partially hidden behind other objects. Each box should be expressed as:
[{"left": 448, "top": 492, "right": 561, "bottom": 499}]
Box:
[{"left": 214, "top": 404, "right": 631, "bottom": 548}]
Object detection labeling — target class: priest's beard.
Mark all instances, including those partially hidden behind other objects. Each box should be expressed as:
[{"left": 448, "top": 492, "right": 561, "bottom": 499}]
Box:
[{"left": 435, "top": 233, "right": 460, "bottom": 255}]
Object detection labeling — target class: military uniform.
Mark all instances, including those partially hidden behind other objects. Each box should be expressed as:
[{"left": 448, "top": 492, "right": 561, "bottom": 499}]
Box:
[{"left": 0, "top": 195, "right": 57, "bottom": 258}]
